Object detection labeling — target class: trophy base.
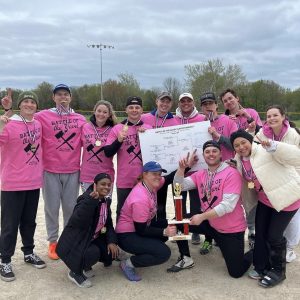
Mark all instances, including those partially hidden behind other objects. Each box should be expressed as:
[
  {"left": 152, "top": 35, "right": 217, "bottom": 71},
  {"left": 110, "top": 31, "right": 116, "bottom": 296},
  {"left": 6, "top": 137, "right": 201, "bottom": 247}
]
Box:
[{"left": 169, "top": 234, "right": 191, "bottom": 241}]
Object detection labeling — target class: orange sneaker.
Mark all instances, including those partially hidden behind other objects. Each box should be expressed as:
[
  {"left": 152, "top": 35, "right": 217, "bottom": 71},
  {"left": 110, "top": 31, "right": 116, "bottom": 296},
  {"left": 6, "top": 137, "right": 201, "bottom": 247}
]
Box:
[{"left": 48, "top": 242, "right": 59, "bottom": 260}]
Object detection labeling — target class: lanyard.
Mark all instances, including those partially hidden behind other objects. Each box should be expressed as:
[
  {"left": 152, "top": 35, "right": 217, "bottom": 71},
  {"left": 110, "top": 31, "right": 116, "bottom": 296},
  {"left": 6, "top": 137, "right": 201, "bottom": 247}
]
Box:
[
  {"left": 241, "top": 160, "right": 255, "bottom": 181},
  {"left": 155, "top": 112, "right": 168, "bottom": 128},
  {"left": 91, "top": 123, "right": 111, "bottom": 146},
  {"left": 19, "top": 115, "right": 36, "bottom": 145},
  {"left": 57, "top": 105, "right": 71, "bottom": 116},
  {"left": 204, "top": 164, "right": 222, "bottom": 200},
  {"left": 142, "top": 181, "right": 157, "bottom": 220}
]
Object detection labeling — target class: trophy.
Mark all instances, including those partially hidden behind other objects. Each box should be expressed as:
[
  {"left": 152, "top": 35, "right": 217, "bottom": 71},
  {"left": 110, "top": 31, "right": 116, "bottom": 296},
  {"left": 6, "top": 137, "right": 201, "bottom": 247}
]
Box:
[{"left": 168, "top": 183, "right": 191, "bottom": 241}]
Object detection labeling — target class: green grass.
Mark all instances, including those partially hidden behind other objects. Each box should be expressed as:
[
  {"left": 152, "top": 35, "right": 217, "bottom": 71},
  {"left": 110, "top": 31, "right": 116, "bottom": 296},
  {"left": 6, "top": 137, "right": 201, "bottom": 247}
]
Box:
[{"left": 294, "top": 120, "right": 300, "bottom": 128}]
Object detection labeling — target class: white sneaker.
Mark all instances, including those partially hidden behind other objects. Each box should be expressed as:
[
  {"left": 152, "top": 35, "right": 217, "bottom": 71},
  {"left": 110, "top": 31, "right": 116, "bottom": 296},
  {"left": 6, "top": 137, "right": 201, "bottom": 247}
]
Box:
[
  {"left": 167, "top": 255, "right": 194, "bottom": 272},
  {"left": 286, "top": 249, "right": 296, "bottom": 263}
]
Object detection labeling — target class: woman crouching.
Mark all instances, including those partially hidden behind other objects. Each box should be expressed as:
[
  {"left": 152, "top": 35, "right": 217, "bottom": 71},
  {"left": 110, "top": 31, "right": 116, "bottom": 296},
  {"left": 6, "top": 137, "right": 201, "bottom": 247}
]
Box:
[
  {"left": 56, "top": 173, "right": 119, "bottom": 288},
  {"left": 116, "top": 161, "right": 177, "bottom": 282}
]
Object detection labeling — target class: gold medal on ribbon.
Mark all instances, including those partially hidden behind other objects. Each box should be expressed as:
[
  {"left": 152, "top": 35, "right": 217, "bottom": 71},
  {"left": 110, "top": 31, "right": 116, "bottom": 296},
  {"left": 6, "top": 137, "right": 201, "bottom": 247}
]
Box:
[
  {"left": 123, "top": 124, "right": 128, "bottom": 132},
  {"left": 101, "top": 227, "right": 106, "bottom": 234},
  {"left": 95, "top": 140, "right": 101, "bottom": 147},
  {"left": 248, "top": 181, "right": 255, "bottom": 189}
]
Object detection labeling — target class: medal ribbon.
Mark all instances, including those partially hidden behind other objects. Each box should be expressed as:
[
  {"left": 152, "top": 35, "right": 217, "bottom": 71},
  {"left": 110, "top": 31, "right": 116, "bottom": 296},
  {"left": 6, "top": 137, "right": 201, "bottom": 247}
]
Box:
[
  {"left": 241, "top": 160, "right": 255, "bottom": 182},
  {"left": 91, "top": 123, "right": 111, "bottom": 144},
  {"left": 93, "top": 199, "right": 108, "bottom": 239},
  {"left": 155, "top": 112, "right": 168, "bottom": 128},
  {"left": 20, "top": 115, "right": 36, "bottom": 145},
  {"left": 142, "top": 181, "right": 158, "bottom": 222}
]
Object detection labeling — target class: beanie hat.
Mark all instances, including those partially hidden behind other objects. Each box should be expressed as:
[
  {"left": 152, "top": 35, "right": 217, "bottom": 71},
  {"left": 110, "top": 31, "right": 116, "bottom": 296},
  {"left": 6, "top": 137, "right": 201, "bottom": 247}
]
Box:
[
  {"left": 17, "top": 91, "right": 39, "bottom": 108},
  {"left": 230, "top": 129, "right": 254, "bottom": 147}
]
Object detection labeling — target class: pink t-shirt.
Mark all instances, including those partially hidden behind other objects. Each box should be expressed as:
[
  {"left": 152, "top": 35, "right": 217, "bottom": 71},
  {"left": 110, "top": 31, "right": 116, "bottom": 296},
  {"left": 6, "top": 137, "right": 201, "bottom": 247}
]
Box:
[
  {"left": 211, "top": 115, "right": 237, "bottom": 161},
  {"left": 190, "top": 165, "right": 246, "bottom": 233},
  {"left": 242, "top": 159, "right": 300, "bottom": 211},
  {"left": 141, "top": 112, "right": 177, "bottom": 128},
  {"left": 80, "top": 122, "right": 115, "bottom": 183},
  {"left": 0, "top": 118, "right": 43, "bottom": 191},
  {"left": 116, "top": 179, "right": 165, "bottom": 233},
  {"left": 35, "top": 109, "right": 86, "bottom": 173},
  {"left": 105, "top": 122, "right": 152, "bottom": 188},
  {"left": 234, "top": 108, "right": 262, "bottom": 130},
  {"left": 174, "top": 113, "right": 206, "bottom": 125}
]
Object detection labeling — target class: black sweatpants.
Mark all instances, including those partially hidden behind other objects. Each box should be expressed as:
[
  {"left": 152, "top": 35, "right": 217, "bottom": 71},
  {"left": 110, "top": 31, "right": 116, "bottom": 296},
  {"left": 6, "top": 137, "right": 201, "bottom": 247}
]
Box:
[
  {"left": 116, "top": 188, "right": 132, "bottom": 220},
  {"left": 176, "top": 220, "right": 252, "bottom": 278},
  {"left": 83, "top": 235, "right": 113, "bottom": 271},
  {"left": 254, "top": 201, "right": 297, "bottom": 274},
  {"left": 117, "top": 219, "right": 171, "bottom": 268},
  {"left": 0, "top": 189, "right": 40, "bottom": 263}
]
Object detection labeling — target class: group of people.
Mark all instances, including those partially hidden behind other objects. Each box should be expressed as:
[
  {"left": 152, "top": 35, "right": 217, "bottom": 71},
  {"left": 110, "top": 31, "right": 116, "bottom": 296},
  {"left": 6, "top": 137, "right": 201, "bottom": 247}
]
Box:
[{"left": 0, "top": 85, "right": 299, "bottom": 289}]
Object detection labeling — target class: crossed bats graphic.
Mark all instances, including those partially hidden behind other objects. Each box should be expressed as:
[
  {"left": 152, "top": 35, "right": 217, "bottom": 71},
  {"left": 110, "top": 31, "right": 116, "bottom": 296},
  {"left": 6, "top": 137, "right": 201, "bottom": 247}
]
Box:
[
  {"left": 24, "top": 143, "right": 40, "bottom": 164},
  {"left": 86, "top": 144, "right": 103, "bottom": 162},
  {"left": 55, "top": 131, "right": 76, "bottom": 150}
]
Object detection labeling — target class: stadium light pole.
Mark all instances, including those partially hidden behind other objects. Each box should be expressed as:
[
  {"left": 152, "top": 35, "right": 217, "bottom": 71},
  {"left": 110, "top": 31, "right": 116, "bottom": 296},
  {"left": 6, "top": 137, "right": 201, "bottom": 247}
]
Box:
[{"left": 87, "top": 43, "right": 115, "bottom": 99}]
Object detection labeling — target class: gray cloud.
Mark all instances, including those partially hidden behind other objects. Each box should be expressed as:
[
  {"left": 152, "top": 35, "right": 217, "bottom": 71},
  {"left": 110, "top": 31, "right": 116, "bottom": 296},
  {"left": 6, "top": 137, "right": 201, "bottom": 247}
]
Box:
[{"left": 0, "top": 0, "right": 299, "bottom": 91}]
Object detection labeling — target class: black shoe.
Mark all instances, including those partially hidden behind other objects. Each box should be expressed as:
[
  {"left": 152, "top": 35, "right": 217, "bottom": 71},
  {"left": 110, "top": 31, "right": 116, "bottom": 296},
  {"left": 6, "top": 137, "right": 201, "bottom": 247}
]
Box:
[
  {"left": 68, "top": 271, "right": 92, "bottom": 288},
  {"left": 0, "top": 262, "right": 16, "bottom": 282},
  {"left": 24, "top": 253, "right": 46, "bottom": 269}
]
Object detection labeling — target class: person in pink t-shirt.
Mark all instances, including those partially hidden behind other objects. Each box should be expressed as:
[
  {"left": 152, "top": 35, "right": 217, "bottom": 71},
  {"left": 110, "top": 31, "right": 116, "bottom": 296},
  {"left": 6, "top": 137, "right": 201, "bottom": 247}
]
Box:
[
  {"left": 141, "top": 91, "right": 177, "bottom": 220},
  {"left": 220, "top": 88, "right": 262, "bottom": 246},
  {"left": 141, "top": 91, "right": 177, "bottom": 129},
  {"left": 116, "top": 161, "right": 177, "bottom": 282},
  {"left": 231, "top": 129, "right": 300, "bottom": 288},
  {"left": 103, "top": 96, "right": 151, "bottom": 219},
  {"left": 34, "top": 84, "right": 86, "bottom": 260},
  {"left": 198, "top": 92, "right": 238, "bottom": 254},
  {"left": 0, "top": 91, "right": 46, "bottom": 282},
  {"left": 80, "top": 100, "right": 117, "bottom": 193},
  {"left": 167, "top": 141, "right": 252, "bottom": 278}
]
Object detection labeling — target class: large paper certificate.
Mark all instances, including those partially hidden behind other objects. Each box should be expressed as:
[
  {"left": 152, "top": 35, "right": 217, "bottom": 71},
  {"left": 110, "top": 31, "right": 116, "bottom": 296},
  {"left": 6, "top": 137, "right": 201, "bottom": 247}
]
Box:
[{"left": 139, "top": 121, "right": 211, "bottom": 174}]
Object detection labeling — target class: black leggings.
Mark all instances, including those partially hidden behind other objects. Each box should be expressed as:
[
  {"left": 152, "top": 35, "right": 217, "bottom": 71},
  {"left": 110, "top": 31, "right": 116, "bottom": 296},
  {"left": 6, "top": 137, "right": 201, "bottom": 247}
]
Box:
[
  {"left": 176, "top": 220, "right": 252, "bottom": 278},
  {"left": 117, "top": 219, "right": 171, "bottom": 268},
  {"left": 83, "top": 236, "right": 113, "bottom": 271},
  {"left": 254, "top": 201, "right": 297, "bottom": 274}
]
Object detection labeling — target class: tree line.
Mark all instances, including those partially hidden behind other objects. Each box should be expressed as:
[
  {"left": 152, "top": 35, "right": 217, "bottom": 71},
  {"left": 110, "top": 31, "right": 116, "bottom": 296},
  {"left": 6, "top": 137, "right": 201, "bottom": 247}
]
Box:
[{"left": 1, "top": 59, "right": 300, "bottom": 119}]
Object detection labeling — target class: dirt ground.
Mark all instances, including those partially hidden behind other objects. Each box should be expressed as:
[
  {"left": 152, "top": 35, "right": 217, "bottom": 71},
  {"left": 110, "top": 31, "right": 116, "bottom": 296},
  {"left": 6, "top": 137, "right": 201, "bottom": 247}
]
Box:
[{"left": 1, "top": 189, "right": 300, "bottom": 300}]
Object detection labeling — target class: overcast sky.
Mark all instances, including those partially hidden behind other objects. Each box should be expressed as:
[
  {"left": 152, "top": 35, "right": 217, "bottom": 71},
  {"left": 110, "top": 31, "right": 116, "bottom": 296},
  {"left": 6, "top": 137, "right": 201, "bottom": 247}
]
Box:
[{"left": 1, "top": 0, "right": 300, "bottom": 92}]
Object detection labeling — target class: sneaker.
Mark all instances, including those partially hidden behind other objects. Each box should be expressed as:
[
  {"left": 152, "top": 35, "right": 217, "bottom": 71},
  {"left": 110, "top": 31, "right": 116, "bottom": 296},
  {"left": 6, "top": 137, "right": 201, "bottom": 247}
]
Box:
[
  {"left": 120, "top": 260, "right": 142, "bottom": 281},
  {"left": 167, "top": 256, "right": 194, "bottom": 273},
  {"left": 24, "top": 253, "right": 46, "bottom": 269},
  {"left": 68, "top": 271, "right": 92, "bottom": 288},
  {"left": 200, "top": 240, "right": 212, "bottom": 255},
  {"left": 48, "top": 242, "right": 59, "bottom": 260},
  {"left": 191, "top": 233, "right": 201, "bottom": 245},
  {"left": 83, "top": 267, "right": 95, "bottom": 278},
  {"left": 248, "top": 233, "right": 255, "bottom": 250},
  {"left": 286, "top": 249, "right": 297, "bottom": 263},
  {"left": 248, "top": 269, "right": 263, "bottom": 280},
  {"left": 0, "top": 262, "right": 16, "bottom": 282}
]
